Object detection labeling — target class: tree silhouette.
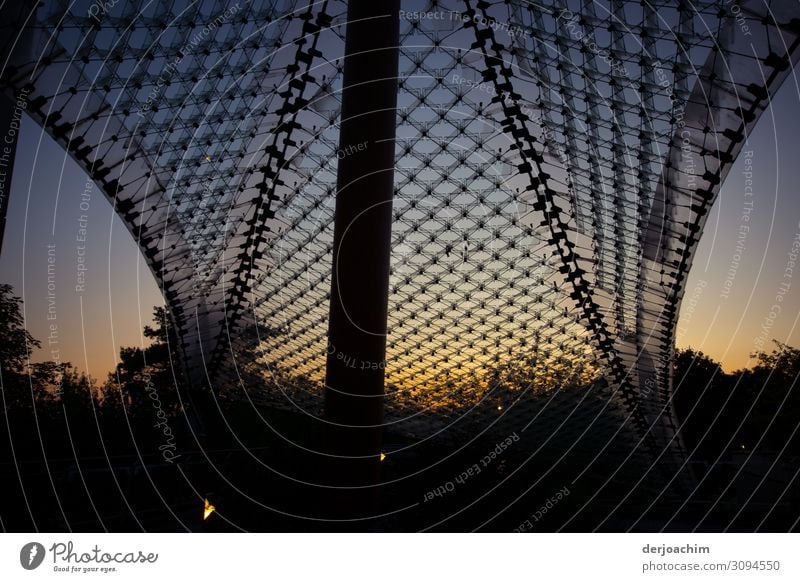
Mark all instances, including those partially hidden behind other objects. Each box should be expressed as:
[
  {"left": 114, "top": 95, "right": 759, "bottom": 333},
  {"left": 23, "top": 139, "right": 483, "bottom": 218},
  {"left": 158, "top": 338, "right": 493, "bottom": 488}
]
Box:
[
  {"left": 102, "top": 306, "right": 182, "bottom": 417},
  {"left": 0, "top": 283, "right": 39, "bottom": 373}
]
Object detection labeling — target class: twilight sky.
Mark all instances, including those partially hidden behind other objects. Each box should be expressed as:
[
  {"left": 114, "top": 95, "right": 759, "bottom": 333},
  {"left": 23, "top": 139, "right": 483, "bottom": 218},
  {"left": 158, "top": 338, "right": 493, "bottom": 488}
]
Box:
[
  {"left": 1, "top": 78, "right": 799, "bottom": 379},
  {"left": 1, "top": 114, "right": 163, "bottom": 383},
  {"left": 676, "top": 77, "right": 800, "bottom": 371}
]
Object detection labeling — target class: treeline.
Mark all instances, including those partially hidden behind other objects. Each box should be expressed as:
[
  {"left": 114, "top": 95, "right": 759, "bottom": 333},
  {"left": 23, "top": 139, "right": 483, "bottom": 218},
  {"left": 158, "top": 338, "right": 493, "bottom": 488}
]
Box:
[
  {"left": 4, "top": 279, "right": 799, "bottom": 463},
  {"left": 2, "top": 281, "right": 799, "bottom": 530},
  {"left": 673, "top": 344, "right": 800, "bottom": 459},
  {"left": 0, "top": 284, "right": 186, "bottom": 464}
]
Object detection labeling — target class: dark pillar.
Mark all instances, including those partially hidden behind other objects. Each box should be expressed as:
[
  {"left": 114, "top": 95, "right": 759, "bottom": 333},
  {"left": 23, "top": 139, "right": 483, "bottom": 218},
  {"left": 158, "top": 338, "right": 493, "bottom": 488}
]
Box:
[{"left": 322, "top": 0, "right": 400, "bottom": 519}]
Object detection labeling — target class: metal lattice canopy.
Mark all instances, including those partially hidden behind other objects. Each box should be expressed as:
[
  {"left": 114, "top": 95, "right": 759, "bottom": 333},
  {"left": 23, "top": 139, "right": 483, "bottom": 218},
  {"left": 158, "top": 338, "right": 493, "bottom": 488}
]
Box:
[{"left": 3, "top": 0, "right": 798, "bottom": 468}]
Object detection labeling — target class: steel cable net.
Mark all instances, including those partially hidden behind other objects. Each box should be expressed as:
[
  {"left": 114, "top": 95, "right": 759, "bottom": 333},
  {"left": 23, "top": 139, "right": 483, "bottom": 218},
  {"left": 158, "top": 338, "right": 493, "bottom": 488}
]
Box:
[{"left": 3, "top": 0, "right": 798, "bottom": 467}]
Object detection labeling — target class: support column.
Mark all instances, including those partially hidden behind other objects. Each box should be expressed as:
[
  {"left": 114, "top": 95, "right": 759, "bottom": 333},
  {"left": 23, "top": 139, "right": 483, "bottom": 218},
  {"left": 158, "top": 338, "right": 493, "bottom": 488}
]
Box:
[{"left": 322, "top": 0, "right": 400, "bottom": 518}]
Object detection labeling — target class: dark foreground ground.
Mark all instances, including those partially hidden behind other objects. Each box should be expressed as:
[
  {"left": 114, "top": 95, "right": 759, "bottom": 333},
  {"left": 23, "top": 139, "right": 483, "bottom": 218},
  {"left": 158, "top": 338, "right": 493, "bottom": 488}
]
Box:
[{"left": 2, "top": 398, "right": 798, "bottom": 532}]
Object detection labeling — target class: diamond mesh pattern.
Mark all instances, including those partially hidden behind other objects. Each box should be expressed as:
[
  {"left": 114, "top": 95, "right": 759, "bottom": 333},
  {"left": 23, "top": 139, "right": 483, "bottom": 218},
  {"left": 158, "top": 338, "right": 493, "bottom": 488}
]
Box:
[{"left": 3, "top": 0, "right": 799, "bottom": 468}]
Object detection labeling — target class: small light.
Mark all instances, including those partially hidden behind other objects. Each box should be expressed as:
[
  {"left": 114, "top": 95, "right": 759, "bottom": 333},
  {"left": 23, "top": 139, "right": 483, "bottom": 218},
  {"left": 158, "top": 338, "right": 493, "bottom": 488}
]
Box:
[
  {"left": 204, "top": 154, "right": 212, "bottom": 161},
  {"left": 740, "top": 444, "right": 746, "bottom": 450},
  {"left": 380, "top": 452, "right": 387, "bottom": 462},
  {"left": 203, "top": 498, "right": 216, "bottom": 520},
  {"left": 497, "top": 405, "right": 503, "bottom": 411}
]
